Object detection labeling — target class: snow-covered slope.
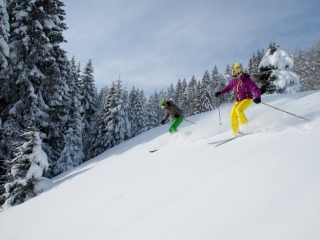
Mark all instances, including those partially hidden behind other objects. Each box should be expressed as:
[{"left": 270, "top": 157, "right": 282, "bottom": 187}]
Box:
[{"left": 1, "top": 91, "right": 320, "bottom": 240}]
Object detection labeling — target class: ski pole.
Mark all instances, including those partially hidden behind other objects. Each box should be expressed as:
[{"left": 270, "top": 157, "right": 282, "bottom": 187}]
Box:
[
  {"left": 217, "top": 97, "right": 222, "bottom": 125},
  {"left": 261, "top": 102, "right": 308, "bottom": 121},
  {"left": 184, "top": 118, "right": 197, "bottom": 125}
]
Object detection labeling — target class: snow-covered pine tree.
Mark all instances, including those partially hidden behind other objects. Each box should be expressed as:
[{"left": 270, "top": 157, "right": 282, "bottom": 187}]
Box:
[
  {"left": 186, "top": 76, "right": 197, "bottom": 116},
  {"left": 211, "top": 65, "right": 221, "bottom": 108},
  {"left": 152, "top": 90, "right": 163, "bottom": 124},
  {"left": 137, "top": 88, "right": 147, "bottom": 133},
  {"left": 85, "top": 89, "right": 107, "bottom": 160},
  {"left": 198, "top": 70, "right": 214, "bottom": 113},
  {"left": 1, "top": 0, "right": 72, "bottom": 178},
  {"left": 166, "top": 83, "right": 174, "bottom": 101},
  {"left": 98, "top": 85, "right": 109, "bottom": 110},
  {"left": 128, "top": 86, "right": 146, "bottom": 137},
  {"left": 248, "top": 49, "right": 265, "bottom": 83},
  {"left": 144, "top": 93, "right": 160, "bottom": 131},
  {"left": 258, "top": 42, "right": 301, "bottom": 94},
  {"left": 292, "top": 40, "right": 320, "bottom": 91},
  {"left": 116, "top": 80, "right": 131, "bottom": 141},
  {"left": 80, "top": 59, "right": 98, "bottom": 153},
  {"left": 2, "top": 128, "right": 49, "bottom": 207},
  {"left": 213, "top": 65, "right": 230, "bottom": 104},
  {"left": 88, "top": 80, "right": 131, "bottom": 158},
  {"left": 159, "top": 89, "right": 166, "bottom": 102},
  {"left": 0, "top": 0, "right": 9, "bottom": 203},
  {"left": 178, "top": 78, "right": 188, "bottom": 116},
  {"left": 53, "top": 57, "right": 84, "bottom": 175},
  {"left": 193, "top": 84, "right": 202, "bottom": 115},
  {"left": 253, "top": 50, "right": 262, "bottom": 81},
  {"left": 0, "top": 0, "right": 9, "bottom": 71},
  {"left": 248, "top": 54, "right": 255, "bottom": 77},
  {"left": 138, "top": 88, "right": 147, "bottom": 111},
  {"left": 174, "top": 79, "right": 181, "bottom": 104},
  {"left": 223, "top": 64, "right": 234, "bottom": 103}
]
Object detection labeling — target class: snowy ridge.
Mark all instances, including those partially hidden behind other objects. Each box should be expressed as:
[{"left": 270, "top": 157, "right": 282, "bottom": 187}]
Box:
[{"left": 0, "top": 91, "right": 320, "bottom": 240}]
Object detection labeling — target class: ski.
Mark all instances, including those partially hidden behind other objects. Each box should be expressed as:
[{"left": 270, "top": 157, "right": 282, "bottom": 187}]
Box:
[
  {"left": 208, "top": 133, "right": 253, "bottom": 147},
  {"left": 149, "top": 149, "right": 159, "bottom": 153},
  {"left": 214, "top": 137, "right": 237, "bottom": 147},
  {"left": 208, "top": 138, "right": 234, "bottom": 145}
]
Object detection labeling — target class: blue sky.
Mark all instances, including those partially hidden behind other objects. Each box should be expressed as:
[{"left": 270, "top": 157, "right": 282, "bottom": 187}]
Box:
[{"left": 62, "top": 0, "right": 320, "bottom": 96}]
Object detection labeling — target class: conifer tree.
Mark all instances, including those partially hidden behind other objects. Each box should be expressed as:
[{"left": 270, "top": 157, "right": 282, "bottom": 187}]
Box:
[
  {"left": 98, "top": 86, "right": 109, "bottom": 110},
  {"left": 166, "top": 83, "right": 175, "bottom": 101},
  {"left": 0, "top": 0, "right": 71, "bottom": 178},
  {"left": 181, "top": 78, "right": 187, "bottom": 94},
  {"left": 80, "top": 59, "right": 98, "bottom": 153},
  {"left": 292, "top": 40, "right": 320, "bottom": 91},
  {"left": 0, "top": 0, "right": 10, "bottom": 203},
  {"left": 178, "top": 78, "right": 188, "bottom": 116},
  {"left": 0, "top": 0, "right": 9, "bottom": 70},
  {"left": 193, "top": 85, "right": 202, "bottom": 115},
  {"left": 247, "top": 55, "right": 255, "bottom": 79},
  {"left": 152, "top": 90, "right": 163, "bottom": 123},
  {"left": 248, "top": 49, "right": 265, "bottom": 83},
  {"left": 88, "top": 80, "right": 131, "bottom": 158},
  {"left": 198, "top": 70, "right": 214, "bottom": 113},
  {"left": 2, "top": 128, "right": 49, "bottom": 207},
  {"left": 213, "top": 65, "right": 230, "bottom": 104},
  {"left": 53, "top": 57, "right": 84, "bottom": 174},
  {"left": 128, "top": 86, "right": 146, "bottom": 137},
  {"left": 211, "top": 65, "right": 221, "bottom": 108},
  {"left": 174, "top": 79, "right": 181, "bottom": 104},
  {"left": 144, "top": 93, "right": 160, "bottom": 130},
  {"left": 186, "top": 76, "right": 197, "bottom": 116},
  {"left": 223, "top": 64, "right": 234, "bottom": 103},
  {"left": 258, "top": 42, "right": 300, "bottom": 94}
]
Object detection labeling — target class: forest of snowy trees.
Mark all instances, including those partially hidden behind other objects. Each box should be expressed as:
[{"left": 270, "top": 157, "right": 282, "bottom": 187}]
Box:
[{"left": 0, "top": 0, "right": 320, "bottom": 208}]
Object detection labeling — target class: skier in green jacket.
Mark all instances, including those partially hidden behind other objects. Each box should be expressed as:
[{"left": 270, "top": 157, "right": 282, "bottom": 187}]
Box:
[{"left": 160, "top": 99, "right": 184, "bottom": 133}]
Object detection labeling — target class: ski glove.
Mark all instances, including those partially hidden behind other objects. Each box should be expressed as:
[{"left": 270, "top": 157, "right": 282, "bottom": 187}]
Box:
[
  {"left": 253, "top": 98, "right": 261, "bottom": 104},
  {"left": 215, "top": 92, "right": 221, "bottom": 97},
  {"left": 161, "top": 120, "right": 166, "bottom": 125},
  {"left": 174, "top": 113, "right": 180, "bottom": 118}
]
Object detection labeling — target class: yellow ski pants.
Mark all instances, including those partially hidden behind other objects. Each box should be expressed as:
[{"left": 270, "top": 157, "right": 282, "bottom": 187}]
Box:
[{"left": 230, "top": 99, "right": 253, "bottom": 134}]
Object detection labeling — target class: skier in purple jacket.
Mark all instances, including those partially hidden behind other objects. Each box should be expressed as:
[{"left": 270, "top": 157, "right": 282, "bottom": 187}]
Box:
[{"left": 215, "top": 63, "right": 261, "bottom": 136}]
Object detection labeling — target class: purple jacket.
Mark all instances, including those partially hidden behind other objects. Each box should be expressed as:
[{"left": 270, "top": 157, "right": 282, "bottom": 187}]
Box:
[{"left": 220, "top": 73, "right": 261, "bottom": 102}]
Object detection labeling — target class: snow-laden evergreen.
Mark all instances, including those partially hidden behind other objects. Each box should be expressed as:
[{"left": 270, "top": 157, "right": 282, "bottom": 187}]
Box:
[
  {"left": 144, "top": 93, "right": 160, "bottom": 131},
  {"left": 2, "top": 128, "right": 48, "bottom": 208},
  {"left": 54, "top": 57, "right": 84, "bottom": 175},
  {"left": 174, "top": 79, "right": 181, "bottom": 104},
  {"left": 177, "top": 78, "right": 188, "bottom": 116},
  {"left": 259, "top": 43, "right": 301, "bottom": 94},
  {"left": 0, "top": 0, "right": 71, "bottom": 179},
  {"left": 1, "top": 91, "right": 319, "bottom": 240},
  {"left": 292, "top": 39, "right": 320, "bottom": 91},
  {"left": 98, "top": 85, "right": 109, "bottom": 109},
  {"left": 80, "top": 59, "right": 98, "bottom": 153},
  {"left": 198, "top": 70, "right": 214, "bottom": 113},
  {"left": 167, "top": 83, "right": 175, "bottom": 101},
  {"left": 88, "top": 80, "right": 131, "bottom": 159},
  {"left": 128, "top": 86, "right": 146, "bottom": 137},
  {"left": 186, "top": 75, "right": 197, "bottom": 116},
  {"left": 0, "top": 0, "right": 9, "bottom": 70},
  {"left": 222, "top": 64, "right": 235, "bottom": 102}
]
